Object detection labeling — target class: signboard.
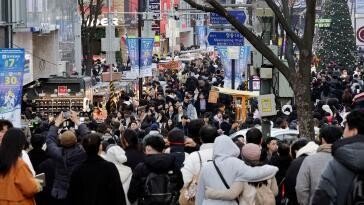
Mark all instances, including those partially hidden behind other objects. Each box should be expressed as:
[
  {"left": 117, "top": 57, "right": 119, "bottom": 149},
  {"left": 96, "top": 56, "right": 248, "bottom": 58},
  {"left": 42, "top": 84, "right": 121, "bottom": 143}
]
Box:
[
  {"left": 258, "top": 94, "right": 277, "bottom": 117},
  {"left": 149, "top": 0, "right": 160, "bottom": 32},
  {"left": 210, "top": 10, "right": 246, "bottom": 24},
  {"left": 357, "top": 18, "right": 364, "bottom": 46},
  {"left": 0, "top": 49, "right": 25, "bottom": 128},
  {"left": 357, "top": 0, "right": 364, "bottom": 14},
  {"left": 126, "top": 38, "right": 139, "bottom": 79},
  {"left": 208, "top": 90, "right": 219, "bottom": 103},
  {"left": 140, "top": 38, "right": 154, "bottom": 77},
  {"left": 315, "top": 19, "right": 332, "bottom": 28},
  {"left": 158, "top": 60, "right": 181, "bottom": 70},
  {"left": 207, "top": 31, "right": 244, "bottom": 46},
  {"left": 196, "top": 26, "right": 206, "bottom": 49},
  {"left": 57, "top": 86, "right": 68, "bottom": 96}
]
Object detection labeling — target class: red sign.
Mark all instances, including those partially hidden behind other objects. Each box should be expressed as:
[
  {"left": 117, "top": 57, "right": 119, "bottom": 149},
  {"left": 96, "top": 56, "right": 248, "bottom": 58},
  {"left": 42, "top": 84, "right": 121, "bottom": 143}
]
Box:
[
  {"left": 357, "top": 26, "right": 364, "bottom": 43},
  {"left": 58, "top": 86, "right": 68, "bottom": 96}
]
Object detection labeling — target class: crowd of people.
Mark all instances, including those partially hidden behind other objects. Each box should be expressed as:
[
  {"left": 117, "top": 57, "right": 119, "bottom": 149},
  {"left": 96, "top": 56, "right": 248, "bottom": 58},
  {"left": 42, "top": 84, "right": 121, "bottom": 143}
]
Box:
[{"left": 0, "top": 53, "right": 364, "bottom": 205}]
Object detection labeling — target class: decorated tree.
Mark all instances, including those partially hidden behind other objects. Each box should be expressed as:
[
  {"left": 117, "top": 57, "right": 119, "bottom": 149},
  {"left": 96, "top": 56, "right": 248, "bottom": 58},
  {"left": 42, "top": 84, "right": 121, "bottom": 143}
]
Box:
[{"left": 317, "top": 0, "right": 357, "bottom": 70}]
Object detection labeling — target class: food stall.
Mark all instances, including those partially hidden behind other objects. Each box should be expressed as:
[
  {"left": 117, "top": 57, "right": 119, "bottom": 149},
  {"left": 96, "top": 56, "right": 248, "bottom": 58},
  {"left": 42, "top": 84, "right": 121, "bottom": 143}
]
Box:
[
  {"left": 24, "top": 76, "right": 92, "bottom": 118},
  {"left": 209, "top": 86, "right": 259, "bottom": 122}
]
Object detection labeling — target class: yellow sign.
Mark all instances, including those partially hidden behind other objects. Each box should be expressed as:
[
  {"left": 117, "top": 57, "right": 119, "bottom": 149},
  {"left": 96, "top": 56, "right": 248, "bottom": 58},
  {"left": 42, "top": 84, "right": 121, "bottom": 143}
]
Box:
[{"left": 258, "top": 94, "right": 277, "bottom": 117}]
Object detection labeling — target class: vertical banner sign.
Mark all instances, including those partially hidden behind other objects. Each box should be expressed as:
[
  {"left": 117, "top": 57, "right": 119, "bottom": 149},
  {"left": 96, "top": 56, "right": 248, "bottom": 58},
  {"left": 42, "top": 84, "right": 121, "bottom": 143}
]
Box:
[
  {"left": 140, "top": 38, "right": 154, "bottom": 77},
  {"left": 216, "top": 46, "right": 232, "bottom": 89},
  {"left": 238, "top": 46, "right": 251, "bottom": 83},
  {"left": 196, "top": 26, "right": 206, "bottom": 49},
  {"left": 0, "top": 49, "right": 25, "bottom": 128},
  {"left": 126, "top": 38, "right": 139, "bottom": 79}
]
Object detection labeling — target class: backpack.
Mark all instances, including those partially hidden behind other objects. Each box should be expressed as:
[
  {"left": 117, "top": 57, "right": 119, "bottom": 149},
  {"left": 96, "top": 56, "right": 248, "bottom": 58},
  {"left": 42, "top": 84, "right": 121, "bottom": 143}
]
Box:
[
  {"left": 142, "top": 171, "right": 176, "bottom": 205},
  {"left": 347, "top": 174, "right": 364, "bottom": 205}
]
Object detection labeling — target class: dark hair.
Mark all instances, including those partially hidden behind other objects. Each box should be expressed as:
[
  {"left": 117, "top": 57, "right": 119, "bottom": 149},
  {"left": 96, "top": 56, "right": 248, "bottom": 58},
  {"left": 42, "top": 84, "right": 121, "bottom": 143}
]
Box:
[
  {"left": 265, "top": 137, "right": 277, "bottom": 145},
  {"left": 82, "top": 133, "right": 102, "bottom": 155},
  {"left": 246, "top": 128, "right": 263, "bottom": 145},
  {"left": 30, "top": 134, "right": 45, "bottom": 149},
  {"left": 0, "top": 119, "right": 13, "bottom": 132},
  {"left": 122, "top": 129, "right": 139, "bottom": 149},
  {"left": 319, "top": 126, "right": 342, "bottom": 144},
  {"left": 0, "top": 128, "right": 27, "bottom": 176},
  {"left": 181, "top": 115, "right": 189, "bottom": 120},
  {"left": 278, "top": 143, "right": 291, "bottom": 156},
  {"left": 199, "top": 125, "right": 218, "bottom": 144},
  {"left": 188, "top": 119, "right": 205, "bottom": 140},
  {"left": 290, "top": 139, "right": 308, "bottom": 159},
  {"left": 346, "top": 110, "right": 364, "bottom": 135},
  {"left": 167, "top": 128, "right": 185, "bottom": 144},
  {"left": 144, "top": 136, "right": 165, "bottom": 152}
]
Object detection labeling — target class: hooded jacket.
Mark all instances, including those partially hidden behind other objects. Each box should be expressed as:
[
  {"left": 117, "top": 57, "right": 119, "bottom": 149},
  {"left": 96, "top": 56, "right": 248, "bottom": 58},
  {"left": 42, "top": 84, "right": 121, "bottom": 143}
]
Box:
[
  {"left": 127, "top": 153, "right": 183, "bottom": 204},
  {"left": 105, "top": 145, "right": 132, "bottom": 205},
  {"left": 195, "top": 136, "right": 278, "bottom": 205},
  {"left": 311, "top": 135, "right": 364, "bottom": 205}
]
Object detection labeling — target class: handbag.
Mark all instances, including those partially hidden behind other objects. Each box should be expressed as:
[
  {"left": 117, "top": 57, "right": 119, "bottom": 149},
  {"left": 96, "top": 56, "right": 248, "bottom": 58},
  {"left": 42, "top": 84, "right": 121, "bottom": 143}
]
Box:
[
  {"left": 179, "top": 152, "right": 202, "bottom": 205},
  {"left": 213, "top": 160, "right": 239, "bottom": 204}
]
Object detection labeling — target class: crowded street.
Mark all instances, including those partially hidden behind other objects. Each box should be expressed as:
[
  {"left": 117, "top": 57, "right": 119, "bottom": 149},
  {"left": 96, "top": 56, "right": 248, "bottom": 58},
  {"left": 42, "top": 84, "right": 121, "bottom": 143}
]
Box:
[{"left": 1, "top": 0, "right": 364, "bottom": 205}]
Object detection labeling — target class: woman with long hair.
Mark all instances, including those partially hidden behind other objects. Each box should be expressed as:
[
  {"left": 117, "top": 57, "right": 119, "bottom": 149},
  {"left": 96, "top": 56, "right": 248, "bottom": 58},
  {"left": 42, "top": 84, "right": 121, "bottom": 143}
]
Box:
[{"left": 0, "top": 128, "right": 41, "bottom": 205}]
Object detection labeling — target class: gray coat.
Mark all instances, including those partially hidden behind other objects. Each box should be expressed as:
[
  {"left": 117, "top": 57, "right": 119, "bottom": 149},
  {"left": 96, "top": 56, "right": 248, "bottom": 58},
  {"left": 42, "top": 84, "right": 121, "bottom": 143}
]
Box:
[
  {"left": 311, "top": 135, "right": 364, "bottom": 205},
  {"left": 296, "top": 144, "right": 332, "bottom": 205},
  {"left": 196, "top": 136, "right": 278, "bottom": 205}
]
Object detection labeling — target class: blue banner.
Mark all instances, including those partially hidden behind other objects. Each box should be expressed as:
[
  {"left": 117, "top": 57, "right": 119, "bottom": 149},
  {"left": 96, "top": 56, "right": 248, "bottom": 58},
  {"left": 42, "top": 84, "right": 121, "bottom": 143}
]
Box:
[
  {"left": 216, "top": 46, "right": 233, "bottom": 89},
  {"left": 238, "top": 46, "right": 251, "bottom": 82},
  {"left": 140, "top": 38, "right": 154, "bottom": 77},
  {"left": 0, "top": 49, "right": 25, "bottom": 128},
  {"left": 210, "top": 10, "right": 246, "bottom": 24},
  {"left": 126, "top": 38, "right": 140, "bottom": 79},
  {"left": 196, "top": 26, "right": 206, "bottom": 49}
]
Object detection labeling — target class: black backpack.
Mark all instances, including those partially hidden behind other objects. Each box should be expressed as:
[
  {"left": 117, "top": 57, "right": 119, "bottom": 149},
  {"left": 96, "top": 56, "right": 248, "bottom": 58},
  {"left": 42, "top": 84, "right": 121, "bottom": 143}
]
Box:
[
  {"left": 347, "top": 174, "right": 364, "bottom": 205},
  {"left": 142, "top": 172, "right": 175, "bottom": 205}
]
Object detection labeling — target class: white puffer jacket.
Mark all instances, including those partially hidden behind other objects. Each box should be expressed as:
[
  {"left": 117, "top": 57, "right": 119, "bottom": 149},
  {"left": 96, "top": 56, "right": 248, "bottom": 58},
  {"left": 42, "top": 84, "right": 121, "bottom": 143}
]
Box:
[{"left": 105, "top": 145, "right": 133, "bottom": 205}]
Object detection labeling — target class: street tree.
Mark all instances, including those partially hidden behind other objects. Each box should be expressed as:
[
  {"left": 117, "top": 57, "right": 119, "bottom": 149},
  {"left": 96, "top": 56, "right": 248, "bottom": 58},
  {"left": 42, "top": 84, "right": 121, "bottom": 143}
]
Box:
[
  {"left": 317, "top": 0, "right": 357, "bottom": 70},
  {"left": 183, "top": 0, "right": 316, "bottom": 139},
  {"left": 78, "top": 0, "right": 104, "bottom": 76}
]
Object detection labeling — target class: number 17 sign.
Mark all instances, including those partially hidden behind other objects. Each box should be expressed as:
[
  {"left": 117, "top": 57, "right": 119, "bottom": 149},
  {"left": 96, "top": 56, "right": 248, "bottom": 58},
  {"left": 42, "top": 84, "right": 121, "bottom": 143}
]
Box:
[{"left": 0, "top": 48, "right": 25, "bottom": 128}]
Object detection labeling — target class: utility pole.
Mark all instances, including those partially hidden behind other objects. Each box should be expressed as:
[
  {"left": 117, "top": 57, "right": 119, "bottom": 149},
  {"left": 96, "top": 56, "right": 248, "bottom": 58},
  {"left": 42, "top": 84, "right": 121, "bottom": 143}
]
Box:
[
  {"left": 138, "top": 0, "right": 143, "bottom": 100},
  {"left": 106, "top": 0, "right": 114, "bottom": 82},
  {"left": 3, "top": 0, "right": 12, "bottom": 48}
]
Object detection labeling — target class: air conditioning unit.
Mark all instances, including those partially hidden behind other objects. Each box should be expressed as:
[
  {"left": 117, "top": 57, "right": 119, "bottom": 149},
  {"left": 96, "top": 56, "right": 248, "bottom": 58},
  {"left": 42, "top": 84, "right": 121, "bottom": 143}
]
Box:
[{"left": 57, "top": 61, "right": 68, "bottom": 76}]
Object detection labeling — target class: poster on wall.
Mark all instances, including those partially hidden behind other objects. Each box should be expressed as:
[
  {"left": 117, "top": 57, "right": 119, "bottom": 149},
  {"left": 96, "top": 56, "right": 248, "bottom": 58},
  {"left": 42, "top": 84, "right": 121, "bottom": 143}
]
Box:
[
  {"left": 0, "top": 49, "right": 25, "bottom": 128},
  {"left": 216, "top": 46, "right": 232, "bottom": 89},
  {"left": 140, "top": 38, "right": 154, "bottom": 77}
]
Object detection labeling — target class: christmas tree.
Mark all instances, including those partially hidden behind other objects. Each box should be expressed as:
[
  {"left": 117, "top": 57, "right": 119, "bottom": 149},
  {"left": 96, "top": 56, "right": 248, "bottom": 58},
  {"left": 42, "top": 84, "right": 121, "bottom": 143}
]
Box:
[{"left": 316, "top": 0, "right": 357, "bottom": 70}]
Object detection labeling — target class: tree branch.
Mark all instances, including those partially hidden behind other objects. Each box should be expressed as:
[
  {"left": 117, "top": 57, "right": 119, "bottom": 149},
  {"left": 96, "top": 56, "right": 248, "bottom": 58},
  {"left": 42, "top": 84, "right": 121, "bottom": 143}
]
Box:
[
  {"left": 182, "top": 0, "right": 217, "bottom": 13},
  {"left": 265, "top": 0, "right": 303, "bottom": 50},
  {"left": 206, "top": 0, "right": 294, "bottom": 82}
]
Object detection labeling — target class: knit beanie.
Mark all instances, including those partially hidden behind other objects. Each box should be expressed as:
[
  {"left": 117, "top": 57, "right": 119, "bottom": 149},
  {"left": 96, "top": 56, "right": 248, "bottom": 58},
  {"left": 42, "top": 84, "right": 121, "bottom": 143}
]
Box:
[
  {"left": 59, "top": 131, "right": 77, "bottom": 147},
  {"left": 241, "top": 143, "right": 261, "bottom": 162}
]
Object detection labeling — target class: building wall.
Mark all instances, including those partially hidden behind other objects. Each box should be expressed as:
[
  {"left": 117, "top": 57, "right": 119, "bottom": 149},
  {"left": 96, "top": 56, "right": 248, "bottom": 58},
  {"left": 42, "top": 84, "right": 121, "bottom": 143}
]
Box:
[
  {"left": 13, "top": 32, "right": 33, "bottom": 85},
  {"left": 32, "top": 31, "right": 59, "bottom": 79}
]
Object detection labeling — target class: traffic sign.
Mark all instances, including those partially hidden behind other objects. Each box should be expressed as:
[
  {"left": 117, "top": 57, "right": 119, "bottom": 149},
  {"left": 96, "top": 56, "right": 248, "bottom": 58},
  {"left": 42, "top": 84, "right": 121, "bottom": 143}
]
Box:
[
  {"left": 210, "top": 10, "right": 246, "bottom": 24},
  {"left": 207, "top": 31, "right": 244, "bottom": 46}
]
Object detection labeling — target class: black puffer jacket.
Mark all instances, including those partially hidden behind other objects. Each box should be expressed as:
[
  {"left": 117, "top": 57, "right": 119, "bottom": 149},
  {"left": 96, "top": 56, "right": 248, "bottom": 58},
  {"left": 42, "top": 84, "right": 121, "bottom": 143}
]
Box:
[
  {"left": 46, "top": 124, "right": 90, "bottom": 199},
  {"left": 311, "top": 135, "right": 364, "bottom": 205},
  {"left": 127, "top": 154, "right": 183, "bottom": 204}
]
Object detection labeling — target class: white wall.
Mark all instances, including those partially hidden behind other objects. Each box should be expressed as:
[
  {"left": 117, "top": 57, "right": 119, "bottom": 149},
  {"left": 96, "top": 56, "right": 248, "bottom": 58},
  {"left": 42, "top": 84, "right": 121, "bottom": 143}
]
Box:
[{"left": 13, "top": 32, "right": 33, "bottom": 85}]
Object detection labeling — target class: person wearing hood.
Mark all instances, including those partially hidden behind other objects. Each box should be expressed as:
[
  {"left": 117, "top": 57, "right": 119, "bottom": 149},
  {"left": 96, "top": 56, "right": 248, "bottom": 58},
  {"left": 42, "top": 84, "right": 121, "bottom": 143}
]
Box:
[
  {"left": 105, "top": 145, "right": 132, "bottom": 205},
  {"left": 127, "top": 136, "right": 183, "bottom": 204},
  {"left": 284, "top": 139, "right": 319, "bottom": 205},
  {"left": 312, "top": 110, "right": 364, "bottom": 205},
  {"left": 204, "top": 143, "right": 279, "bottom": 205},
  {"left": 295, "top": 126, "right": 342, "bottom": 205},
  {"left": 195, "top": 136, "right": 279, "bottom": 205}
]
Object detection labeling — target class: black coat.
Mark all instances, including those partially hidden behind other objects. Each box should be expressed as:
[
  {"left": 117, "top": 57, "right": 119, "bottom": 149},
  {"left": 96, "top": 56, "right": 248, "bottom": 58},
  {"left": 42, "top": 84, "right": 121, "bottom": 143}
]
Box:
[
  {"left": 28, "top": 148, "right": 48, "bottom": 174},
  {"left": 285, "top": 155, "right": 307, "bottom": 205},
  {"left": 127, "top": 154, "right": 183, "bottom": 204},
  {"left": 68, "top": 155, "right": 126, "bottom": 205},
  {"left": 124, "top": 147, "right": 145, "bottom": 171}
]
